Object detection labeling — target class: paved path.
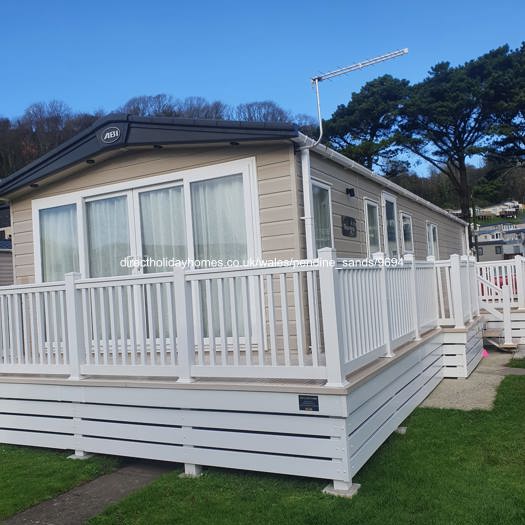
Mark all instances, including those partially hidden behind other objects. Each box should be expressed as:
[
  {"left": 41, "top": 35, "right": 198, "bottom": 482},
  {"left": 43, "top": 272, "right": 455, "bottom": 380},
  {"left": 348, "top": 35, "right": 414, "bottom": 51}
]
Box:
[
  {"left": 421, "top": 351, "right": 523, "bottom": 411},
  {"left": 3, "top": 460, "right": 175, "bottom": 525}
]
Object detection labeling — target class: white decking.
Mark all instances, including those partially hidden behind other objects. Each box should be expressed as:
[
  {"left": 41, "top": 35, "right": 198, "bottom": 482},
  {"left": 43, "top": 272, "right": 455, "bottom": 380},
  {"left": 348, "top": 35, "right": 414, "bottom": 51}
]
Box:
[
  {"left": 0, "top": 325, "right": 455, "bottom": 490},
  {"left": 0, "top": 250, "right": 486, "bottom": 491}
]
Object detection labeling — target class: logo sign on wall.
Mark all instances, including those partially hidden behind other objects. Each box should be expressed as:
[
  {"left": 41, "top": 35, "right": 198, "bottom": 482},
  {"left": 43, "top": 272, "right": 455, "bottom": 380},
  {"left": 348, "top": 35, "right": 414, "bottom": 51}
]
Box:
[
  {"left": 342, "top": 215, "right": 357, "bottom": 237},
  {"left": 100, "top": 127, "right": 121, "bottom": 144}
]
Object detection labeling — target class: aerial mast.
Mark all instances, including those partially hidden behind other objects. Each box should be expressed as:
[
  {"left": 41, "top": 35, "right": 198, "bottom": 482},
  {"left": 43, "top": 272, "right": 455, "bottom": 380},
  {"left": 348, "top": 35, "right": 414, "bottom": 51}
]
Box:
[{"left": 308, "top": 48, "right": 409, "bottom": 148}]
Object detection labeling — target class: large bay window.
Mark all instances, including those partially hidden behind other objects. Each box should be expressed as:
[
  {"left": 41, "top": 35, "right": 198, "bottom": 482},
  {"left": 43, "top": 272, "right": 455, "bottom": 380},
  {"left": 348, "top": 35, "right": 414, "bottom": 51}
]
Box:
[{"left": 33, "top": 158, "right": 260, "bottom": 282}]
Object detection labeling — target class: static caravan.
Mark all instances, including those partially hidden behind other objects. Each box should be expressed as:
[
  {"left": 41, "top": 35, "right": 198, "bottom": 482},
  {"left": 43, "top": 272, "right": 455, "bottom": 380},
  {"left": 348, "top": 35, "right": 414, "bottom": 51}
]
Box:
[
  {"left": 0, "top": 115, "right": 481, "bottom": 495},
  {"left": 2, "top": 116, "right": 468, "bottom": 284}
]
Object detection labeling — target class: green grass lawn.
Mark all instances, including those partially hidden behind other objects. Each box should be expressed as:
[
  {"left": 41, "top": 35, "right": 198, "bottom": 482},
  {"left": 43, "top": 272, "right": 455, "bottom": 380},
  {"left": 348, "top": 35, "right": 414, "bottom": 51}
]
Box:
[
  {"left": 507, "top": 358, "right": 525, "bottom": 368},
  {"left": 89, "top": 377, "right": 525, "bottom": 525},
  {"left": 0, "top": 446, "right": 118, "bottom": 520}
]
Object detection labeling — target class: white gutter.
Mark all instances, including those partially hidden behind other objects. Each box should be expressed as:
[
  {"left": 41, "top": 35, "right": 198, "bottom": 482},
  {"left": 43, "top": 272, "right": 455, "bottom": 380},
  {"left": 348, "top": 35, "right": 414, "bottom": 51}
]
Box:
[{"left": 293, "top": 133, "right": 468, "bottom": 227}]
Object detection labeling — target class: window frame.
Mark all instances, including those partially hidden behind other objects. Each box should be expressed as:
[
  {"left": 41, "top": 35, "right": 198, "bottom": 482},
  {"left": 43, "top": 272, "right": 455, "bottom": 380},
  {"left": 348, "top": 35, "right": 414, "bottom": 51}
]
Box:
[
  {"left": 311, "top": 178, "right": 334, "bottom": 253},
  {"left": 84, "top": 189, "right": 136, "bottom": 278},
  {"left": 495, "top": 245, "right": 503, "bottom": 255},
  {"left": 400, "top": 212, "right": 414, "bottom": 254},
  {"left": 32, "top": 157, "right": 262, "bottom": 282},
  {"left": 381, "top": 192, "right": 400, "bottom": 258},
  {"left": 364, "top": 198, "right": 381, "bottom": 257},
  {"left": 426, "top": 221, "right": 440, "bottom": 258},
  {"left": 38, "top": 202, "right": 80, "bottom": 282}
]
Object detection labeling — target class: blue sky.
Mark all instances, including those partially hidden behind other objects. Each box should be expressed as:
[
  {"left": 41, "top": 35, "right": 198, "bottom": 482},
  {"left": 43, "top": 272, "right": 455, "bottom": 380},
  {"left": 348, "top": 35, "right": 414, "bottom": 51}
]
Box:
[{"left": 1, "top": 0, "right": 524, "bottom": 121}]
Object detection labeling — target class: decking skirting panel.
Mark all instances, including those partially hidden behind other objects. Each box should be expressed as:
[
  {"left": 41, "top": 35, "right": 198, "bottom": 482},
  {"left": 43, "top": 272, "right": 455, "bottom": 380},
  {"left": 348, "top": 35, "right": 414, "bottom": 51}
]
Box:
[
  {"left": 0, "top": 383, "right": 351, "bottom": 482},
  {"left": 0, "top": 328, "right": 480, "bottom": 484},
  {"left": 484, "top": 310, "right": 525, "bottom": 342},
  {"left": 346, "top": 337, "right": 443, "bottom": 477},
  {"left": 442, "top": 318, "right": 483, "bottom": 378}
]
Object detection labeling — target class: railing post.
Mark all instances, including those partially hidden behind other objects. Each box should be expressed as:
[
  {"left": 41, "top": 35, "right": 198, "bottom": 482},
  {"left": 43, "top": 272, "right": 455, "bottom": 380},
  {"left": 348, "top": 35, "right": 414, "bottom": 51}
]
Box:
[
  {"left": 426, "top": 256, "right": 439, "bottom": 327},
  {"left": 514, "top": 255, "right": 525, "bottom": 308},
  {"left": 502, "top": 284, "right": 513, "bottom": 346},
  {"left": 373, "top": 252, "right": 393, "bottom": 357},
  {"left": 471, "top": 256, "right": 480, "bottom": 316},
  {"left": 65, "top": 272, "right": 83, "bottom": 380},
  {"left": 449, "top": 254, "right": 465, "bottom": 329},
  {"left": 461, "top": 255, "right": 473, "bottom": 322},
  {"left": 404, "top": 253, "right": 420, "bottom": 340},
  {"left": 174, "top": 267, "right": 195, "bottom": 383},
  {"left": 318, "top": 248, "right": 347, "bottom": 387}
]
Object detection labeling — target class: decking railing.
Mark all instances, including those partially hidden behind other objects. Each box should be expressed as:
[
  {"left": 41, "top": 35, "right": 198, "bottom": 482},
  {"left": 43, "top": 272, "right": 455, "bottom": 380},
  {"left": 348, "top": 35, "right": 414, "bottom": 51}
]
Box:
[
  {"left": 476, "top": 257, "right": 524, "bottom": 346},
  {"left": 0, "top": 250, "right": 480, "bottom": 385},
  {"left": 477, "top": 257, "right": 525, "bottom": 307}
]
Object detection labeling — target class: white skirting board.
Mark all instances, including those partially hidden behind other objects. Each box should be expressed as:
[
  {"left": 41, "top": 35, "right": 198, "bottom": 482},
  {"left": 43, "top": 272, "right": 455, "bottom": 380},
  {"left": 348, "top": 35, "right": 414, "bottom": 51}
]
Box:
[
  {"left": 0, "top": 382, "right": 350, "bottom": 484},
  {"left": 0, "top": 329, "right": 460, "bottom": 485},
  {"left": 484, "top": 310, "right": 525, "bottom": 342},
  {"left": 442, "top": 318, "right": 484, "bottom": 378},
  {"left": 346, "top": 336, "right": 443, "bottom": 477}
]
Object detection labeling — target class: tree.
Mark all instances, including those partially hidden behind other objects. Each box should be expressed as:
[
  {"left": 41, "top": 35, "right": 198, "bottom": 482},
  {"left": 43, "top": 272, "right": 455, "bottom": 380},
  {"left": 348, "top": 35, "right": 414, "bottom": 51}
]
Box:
[
  {"left": 323, "top": 75, "right": 409, "bottom": 170},
  {"left": 386, "top": 168, "right": 459, "bottom": 210},
  {"left": 235, "top": 101, "right": 292, "bottom": 123},
  {"left": 19, "top": 100, "right": 73, "bottom": 157},
  {"left": 118, "top": 94, "right": 230, "bottom": 119},
  {"left": 0, "top": 102, "right": 103, "bottom": 179},
  {"left": 488, "top": 44, "right": 525, "bottom": 162},
  {"left": 119, "top": 95, "right": 292, "bottom": 122},
  {"left": 398, "top": 46, "right": 512, "bottom": 227},
  {"left": 119, "top": 94, "right": 178, "bottom": 117},
  {"left": 176, "top": 97, "right": 230, "bottom": 120}
]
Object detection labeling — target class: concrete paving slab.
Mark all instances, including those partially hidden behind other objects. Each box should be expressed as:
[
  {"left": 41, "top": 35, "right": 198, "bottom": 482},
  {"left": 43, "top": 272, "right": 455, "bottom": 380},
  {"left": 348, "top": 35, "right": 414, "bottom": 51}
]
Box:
[{"left": 420, "top": 351, "right": 512, "bottom": 411}]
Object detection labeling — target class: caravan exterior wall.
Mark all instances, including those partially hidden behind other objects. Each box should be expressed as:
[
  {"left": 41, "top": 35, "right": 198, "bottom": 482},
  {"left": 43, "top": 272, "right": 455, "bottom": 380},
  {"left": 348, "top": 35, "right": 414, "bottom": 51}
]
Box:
[
  {"left": 298, "top": 153, "right": 466, "bottom": 260},
  {"left": 9, "top": 142, "right": 466, "bottom": 286}
]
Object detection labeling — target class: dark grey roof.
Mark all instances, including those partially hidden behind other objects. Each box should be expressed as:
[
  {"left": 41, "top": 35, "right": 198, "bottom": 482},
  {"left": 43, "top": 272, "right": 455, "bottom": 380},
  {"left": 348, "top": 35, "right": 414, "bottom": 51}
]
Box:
[
  {"left": 0, "top": 239, "right": 11, "bottom": 250},
  {"left": 0, "top": 115, "right": 298, "bottom": 197}
]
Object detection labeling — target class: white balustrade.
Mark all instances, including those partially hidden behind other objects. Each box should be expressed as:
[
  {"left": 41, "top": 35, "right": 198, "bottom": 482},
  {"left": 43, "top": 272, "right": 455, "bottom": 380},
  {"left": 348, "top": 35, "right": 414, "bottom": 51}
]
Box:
[{"left": 0, "top": 251, "right": 484, "bottom": 384}]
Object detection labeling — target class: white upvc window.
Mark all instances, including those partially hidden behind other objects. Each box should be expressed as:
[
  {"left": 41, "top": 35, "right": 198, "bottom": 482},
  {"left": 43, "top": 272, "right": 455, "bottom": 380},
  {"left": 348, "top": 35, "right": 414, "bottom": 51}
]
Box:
[
  {"left": 426, "top": 222, "right": 439, "bottom": 258},
  {"left": 85, "top": 192, "right": 132, "bottom": 278},
  {"left": 364, "top": 198, "right": 381, "bottom": 257},
  {"left": 32, "top": 158, "right": 261, "bottom": 282},
  {"left": 39, "top": 203, "right": 80, "bottom": 282},
  {"left": 400, "top": 212, "right": 414, "bottom": 254},
  {"left": 311, "top": 179, "right": 334, "bottom": 254},
  {"left": 382, "top": 193, "right": 399, "bottom": 258}
]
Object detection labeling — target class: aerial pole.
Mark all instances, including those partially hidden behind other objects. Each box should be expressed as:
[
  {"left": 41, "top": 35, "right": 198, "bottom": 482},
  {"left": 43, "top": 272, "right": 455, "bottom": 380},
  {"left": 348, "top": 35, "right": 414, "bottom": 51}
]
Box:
[
  {"left": 307, "top": 48, "right": 409, "bottom": 149},
  {"left": 300, "top": 48, "right": 409, "bottom": 260}
]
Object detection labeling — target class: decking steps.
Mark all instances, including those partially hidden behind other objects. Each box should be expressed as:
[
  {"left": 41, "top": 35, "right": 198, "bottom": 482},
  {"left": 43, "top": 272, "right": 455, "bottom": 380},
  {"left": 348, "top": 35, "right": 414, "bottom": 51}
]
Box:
[{"left": 483, "top": 338, "right": 518, "bottom": 352}]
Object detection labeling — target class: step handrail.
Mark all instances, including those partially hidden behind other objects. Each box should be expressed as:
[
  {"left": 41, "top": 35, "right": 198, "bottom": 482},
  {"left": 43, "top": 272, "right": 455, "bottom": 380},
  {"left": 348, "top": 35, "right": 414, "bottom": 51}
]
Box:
[{"left": 477, "top": 275, "right": 513, "bottom": 346}]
